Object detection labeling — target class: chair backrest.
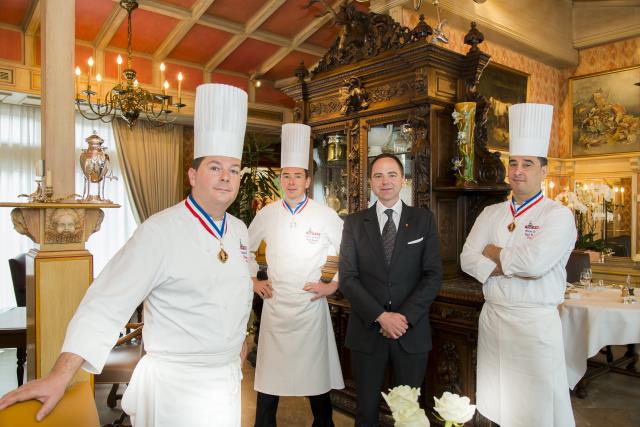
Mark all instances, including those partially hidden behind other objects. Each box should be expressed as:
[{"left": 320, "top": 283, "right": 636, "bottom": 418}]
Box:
[
  {"left": 8, "top": 253, "right": 27, "bottom": 307},
  {"left": 0, "top": 381, "right": 99, "bottom": 427},
  {"left": 607, "top": 235, "right": 631, "bottom": 257},
  {"left": 566, "top": 250, "right": 591, "bottom": 283}
]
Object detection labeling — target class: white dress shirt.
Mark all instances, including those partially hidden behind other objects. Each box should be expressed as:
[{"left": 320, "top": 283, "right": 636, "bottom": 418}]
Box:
[{"left": 376, "top": 198, "right": 403, "bottom": 234}]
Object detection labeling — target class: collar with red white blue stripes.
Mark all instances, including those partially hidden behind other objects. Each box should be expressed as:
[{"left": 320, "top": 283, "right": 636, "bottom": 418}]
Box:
[
  {"left": 282, "top": 194, "right": 309, "bottom": 216},
  {"left": 510, "top": 190, "right": 544, "bottom": 219},
  {"left": 185, "top": 194, "right": 227, "bottom": 239}
]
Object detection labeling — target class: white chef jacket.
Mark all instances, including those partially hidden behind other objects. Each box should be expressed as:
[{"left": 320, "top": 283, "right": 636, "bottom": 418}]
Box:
[
  {"left": 460, "top": 196, "right": 576, "bottom": 427},
  {"left": 62, "top": 200, "right": 253, "bottom": 426},
  {"left": 248, "top": 197, "right": 345, "bottom": 396}
]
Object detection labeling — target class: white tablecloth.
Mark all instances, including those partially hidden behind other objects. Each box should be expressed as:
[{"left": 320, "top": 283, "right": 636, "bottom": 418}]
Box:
[{"left": 559, "top": 288, "right": 640, "bottom": 388}]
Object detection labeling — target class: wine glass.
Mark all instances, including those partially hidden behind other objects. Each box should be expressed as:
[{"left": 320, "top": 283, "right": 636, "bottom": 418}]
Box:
[{"left": 580, "top": 270, "right": 592, "bottom": 294}]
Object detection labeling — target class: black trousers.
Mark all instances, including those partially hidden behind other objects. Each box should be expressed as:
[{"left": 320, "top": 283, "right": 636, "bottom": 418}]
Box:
[
  {"left": 351, "top": 339, "right": 429, "bottom": 427},
  {"left": 254, "top": 391, "right": 335, "bottom": 427}
]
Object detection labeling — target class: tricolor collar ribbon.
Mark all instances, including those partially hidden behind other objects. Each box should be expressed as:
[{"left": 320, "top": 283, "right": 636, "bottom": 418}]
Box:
[
  {"left": 510, "top": 190, "right": 543, "bottom": 220},
  {"left": 282, "top": 194, "right": 309, "bottom": 216},
  {"left": 185, "top": 194, "right": 227, "bottom": 240}
]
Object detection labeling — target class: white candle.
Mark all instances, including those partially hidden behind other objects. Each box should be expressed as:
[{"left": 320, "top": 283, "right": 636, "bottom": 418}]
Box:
[
  {"left": 163, "top": 80, "right": 169, "bottom": 96},
  {"left": 35, "top": 160, "right": 44, "bottom": 177},
  {"left": 45, "top": 170, "right": 52, "bottom": 187},
  {"left": 87, "top": 57, "right": 94, "bottom": 89},
  {"left": 160, "top": 62, "right": 166, "bottom": 85},
  {"left": 177, "top": 72, "right": 183, "bottom": 101},
  {"left": 117, "top": 55, "right": 123, "bottom": 84}
]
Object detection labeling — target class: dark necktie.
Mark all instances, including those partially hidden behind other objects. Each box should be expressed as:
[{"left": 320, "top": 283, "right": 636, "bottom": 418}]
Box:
[{"left": 382, "top": 208, "right": 396, "bottom": 264}]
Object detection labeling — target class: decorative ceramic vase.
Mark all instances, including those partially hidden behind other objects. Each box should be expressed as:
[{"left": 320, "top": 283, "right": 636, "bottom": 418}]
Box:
[{"left": 452, "top": 102, "right": 477, "bottom": 186}]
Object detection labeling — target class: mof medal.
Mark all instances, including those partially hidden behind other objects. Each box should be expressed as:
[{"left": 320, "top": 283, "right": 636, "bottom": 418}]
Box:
[
  {"left": 507, "top": 222, "right": 516, "bottom": 232},
  {"left": 218, "top": 248, "right": 228, "bottom": 263}
]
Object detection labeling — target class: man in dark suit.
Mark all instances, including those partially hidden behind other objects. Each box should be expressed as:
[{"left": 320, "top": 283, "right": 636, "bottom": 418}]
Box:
[{"left": 339, "top": 153, "right": 442, "bottom": 426}]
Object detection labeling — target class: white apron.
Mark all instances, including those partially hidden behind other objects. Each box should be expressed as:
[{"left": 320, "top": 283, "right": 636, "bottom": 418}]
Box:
[
  {"left": 122, "top": 351, "right": 242, "bottom": 427},
  {"left": 477, "top": 302, "right": 575, "bottom": 427},
  {"left": 255, "top": 280, "right": 343, "bottom": 396},
  {"left": 249, "top": 198, "right": 344, "bottom": 396}
]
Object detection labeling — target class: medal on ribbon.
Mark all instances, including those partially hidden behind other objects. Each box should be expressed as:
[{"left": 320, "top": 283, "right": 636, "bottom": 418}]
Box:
[
  {"left": 282, "top": 195, "right": 309, "bottom": 228},
  {"left": 185, "top": 194, "right": 229, "bottom": 263},
  {"left": 508, "top": 191, "right": 543, "bottom": 232}
]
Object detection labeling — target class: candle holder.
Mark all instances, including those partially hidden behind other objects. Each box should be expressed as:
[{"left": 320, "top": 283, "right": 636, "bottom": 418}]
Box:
[{"left": 18, "top": 177, "right": 46, "bottom": 202}]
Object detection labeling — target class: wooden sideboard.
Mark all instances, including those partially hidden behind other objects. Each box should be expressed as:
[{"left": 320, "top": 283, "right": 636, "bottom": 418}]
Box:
[{"left": 328, "top": 277, "right": 490, "bottom": 427}]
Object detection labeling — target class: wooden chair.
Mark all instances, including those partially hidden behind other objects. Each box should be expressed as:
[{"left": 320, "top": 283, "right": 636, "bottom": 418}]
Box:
[
  {"left": 8, "top": 253, "right": 27, "bottom": 386},
  {"left": 94, "top": 321, "right": 143, "bottom": 425},
  {"left": 0, "top": 381, "right": 99, "bottom": 427},
  {"left": 565, "top": 250, "right": 591, "bottom": 284}
]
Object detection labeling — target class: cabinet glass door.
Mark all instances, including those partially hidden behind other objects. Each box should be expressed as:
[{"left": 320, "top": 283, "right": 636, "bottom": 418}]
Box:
[
  {"left": 312, "top": 131, "right": 348, "bottom": 217},
  {"left": 367, "top": 121, "right": 414, "bottom": 207}
]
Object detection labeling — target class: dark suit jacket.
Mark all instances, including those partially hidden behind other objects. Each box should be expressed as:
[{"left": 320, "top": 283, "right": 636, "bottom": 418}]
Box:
[{"left": 339, "top": 202, "right": 442, "bottom": 354}]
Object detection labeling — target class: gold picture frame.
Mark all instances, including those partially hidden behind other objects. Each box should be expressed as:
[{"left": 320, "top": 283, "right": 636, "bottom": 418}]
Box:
[
  {"left": 570, "top": 66, "right": 640, "bottom": 157},
  {"left": 478, "top": 63, "right": 530, "bottom": 152}
]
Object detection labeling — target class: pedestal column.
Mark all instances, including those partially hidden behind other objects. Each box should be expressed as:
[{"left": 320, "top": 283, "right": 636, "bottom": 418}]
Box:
[{"left": 1, "top": 202, "right": 118, "bottom": 383}]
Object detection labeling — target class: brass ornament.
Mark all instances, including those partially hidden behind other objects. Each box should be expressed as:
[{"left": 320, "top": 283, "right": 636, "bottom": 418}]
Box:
[{"left": 507, "top": 222, "right": 515, "bottom": 232}]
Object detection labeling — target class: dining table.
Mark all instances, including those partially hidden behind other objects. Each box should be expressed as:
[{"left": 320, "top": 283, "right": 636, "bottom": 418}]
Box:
[{"left": 559, "top": 286, "right": 640, "bottom": 397}]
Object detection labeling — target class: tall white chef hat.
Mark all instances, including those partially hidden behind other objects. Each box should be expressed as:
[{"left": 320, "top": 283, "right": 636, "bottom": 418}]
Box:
[
  {"left": 281, "top": 123, "right": 311, "bottom": 169},
  {"left": 194, "top": 83, "right": 248, "bottom": 160},
  {"left": 508, "top": 103, "right": 553, "bottom": 158}
]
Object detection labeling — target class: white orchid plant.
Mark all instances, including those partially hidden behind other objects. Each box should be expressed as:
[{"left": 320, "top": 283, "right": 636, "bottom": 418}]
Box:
[
  {"left": 382, "top": 387, "right": 476, "bottom": 427},
  {"left": 555, "top": 183, "right": 614, "bottom": 251}
]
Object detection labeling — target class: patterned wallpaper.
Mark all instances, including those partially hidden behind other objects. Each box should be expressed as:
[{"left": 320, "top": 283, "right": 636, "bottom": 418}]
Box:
[{"left": 403, "top": 12, "right": 639, "bottom": 159}]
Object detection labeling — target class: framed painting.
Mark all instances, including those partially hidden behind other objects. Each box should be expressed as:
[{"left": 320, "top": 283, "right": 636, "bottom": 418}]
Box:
[
  {"left": 570, "top": 66, "right": 640, "bottom": 157},
  {"left": 478, "top": 63, "right": 529, "bottom": 151}
]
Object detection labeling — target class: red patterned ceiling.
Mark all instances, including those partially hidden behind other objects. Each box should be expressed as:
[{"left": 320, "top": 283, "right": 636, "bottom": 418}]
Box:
[
  {"left": 264, "top": 50, "right": 321, "bottom": 81},
  {"left": 75, "top": 0, "right": 114, "bottom": 42},
  {"left": 168, "top": 24, "right": 234, "bottom": 63},
  {"left": 204, "top": 0, "right": 266, "bottom": 24},
  {"left": 0, "top": 0, "right": 30, "bottom": 26},
  {"left": 218, "top": 38, "right": 282, "bottom": 75},
  {"left": 0, "top": 0, "right": 370, "bottom": 108},
  {"left": 109, "top": 9, "right": 178, "bottom": 54},
  {"left": 258, "top": 0, "right": 325, "bottom": 38}
]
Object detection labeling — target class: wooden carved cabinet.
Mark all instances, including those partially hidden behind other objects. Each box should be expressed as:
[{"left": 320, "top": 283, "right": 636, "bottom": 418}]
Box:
[{"left": 282, "top": 8, "right": 509, "bottom": 426}]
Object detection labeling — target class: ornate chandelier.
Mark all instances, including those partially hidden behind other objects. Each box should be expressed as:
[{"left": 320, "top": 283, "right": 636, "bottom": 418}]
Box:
[{"left": 74, "top": 0, "right": 185, "bottom": 127}]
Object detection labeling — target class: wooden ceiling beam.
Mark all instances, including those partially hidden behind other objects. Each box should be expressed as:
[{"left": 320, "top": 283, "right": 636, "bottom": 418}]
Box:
[
  {"left": 95, "top": 3, "right": 128, "bottom": 49},
  {"left": 254, "top": 0, "right": 341, "bottom": 77},
  {"left": 23, "top": 0, "right": 40, "bottom": 34},
  {"left": 153, "top": 0, "right": 217, "bottom": 61},
  {"left": 204, "top": 0, "right": 288, "bottom": 73}
]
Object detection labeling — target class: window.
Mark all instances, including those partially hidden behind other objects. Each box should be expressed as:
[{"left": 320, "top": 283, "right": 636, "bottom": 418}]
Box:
[{"left": 0, "top": 104, "right": 137, "bottom": 308}]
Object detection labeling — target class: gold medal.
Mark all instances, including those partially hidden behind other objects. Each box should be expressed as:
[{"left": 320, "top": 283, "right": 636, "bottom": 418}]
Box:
[
  {"left": 218, "top": 248, "right": 228, "bottom": 263},
  {"left": 507, "top": 222, "right": 516, "bottom": 232}
]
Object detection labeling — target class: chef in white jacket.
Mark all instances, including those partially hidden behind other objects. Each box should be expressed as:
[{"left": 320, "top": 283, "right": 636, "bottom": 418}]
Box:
[
  {"left": 0, "top": 83, "right": 253, "bottom": 427},
  {"left": 249, "top": 123, "right": 344, "bottom": 427},
  {"left": 460, "top": 103, "right": 576, "bottom": 427}
]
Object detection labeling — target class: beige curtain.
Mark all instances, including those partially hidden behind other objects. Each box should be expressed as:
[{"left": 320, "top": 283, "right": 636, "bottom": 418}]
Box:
[{"left": 112, "top": 118, "right": 182, "bottom": 223}]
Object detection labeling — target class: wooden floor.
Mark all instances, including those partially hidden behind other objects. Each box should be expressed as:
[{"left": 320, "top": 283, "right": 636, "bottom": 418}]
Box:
[{"left": 0, "top": 346, "right": 638, "bottom": 426}]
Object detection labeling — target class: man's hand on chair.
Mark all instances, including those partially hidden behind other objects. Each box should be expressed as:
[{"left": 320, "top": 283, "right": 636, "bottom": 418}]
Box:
[{"left": 0, "top": 352, "right": 83, "bottom": 420}]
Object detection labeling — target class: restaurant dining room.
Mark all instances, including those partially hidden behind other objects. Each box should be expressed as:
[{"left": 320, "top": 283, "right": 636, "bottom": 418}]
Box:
[{"left": 0, "top": 1, "right": 638, "bottom": 426}]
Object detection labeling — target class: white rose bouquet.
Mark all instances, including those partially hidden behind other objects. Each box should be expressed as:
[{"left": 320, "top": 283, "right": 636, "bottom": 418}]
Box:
[
  {"left": 382, "top": 386, "right": 430, "bottom": 427},
  {"left": 433, "top": 392, "right": 476, "bottom": 427}
]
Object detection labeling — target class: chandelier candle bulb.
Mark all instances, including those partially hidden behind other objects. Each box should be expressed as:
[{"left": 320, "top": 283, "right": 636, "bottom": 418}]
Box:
[
  {"left": 133, "top": 79, "right": 138, "bottom": 88},
  {"left": 96, "top": 73, "right": 102, "bottom": 83},
  {"left": 160, "top": 62, "right": 165, "bottom": 84},
  {"left": 117, "top": 55, "right": 123, "bottom": 84},
  {"left": 177, "top": 72, "right": 183, "bottom": 101},
  {"left": 45, "top": 170, "right": 52, "bottom": 188},
  {"left": 163, "top": 80, "right": 169, "bottom": 96}
]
